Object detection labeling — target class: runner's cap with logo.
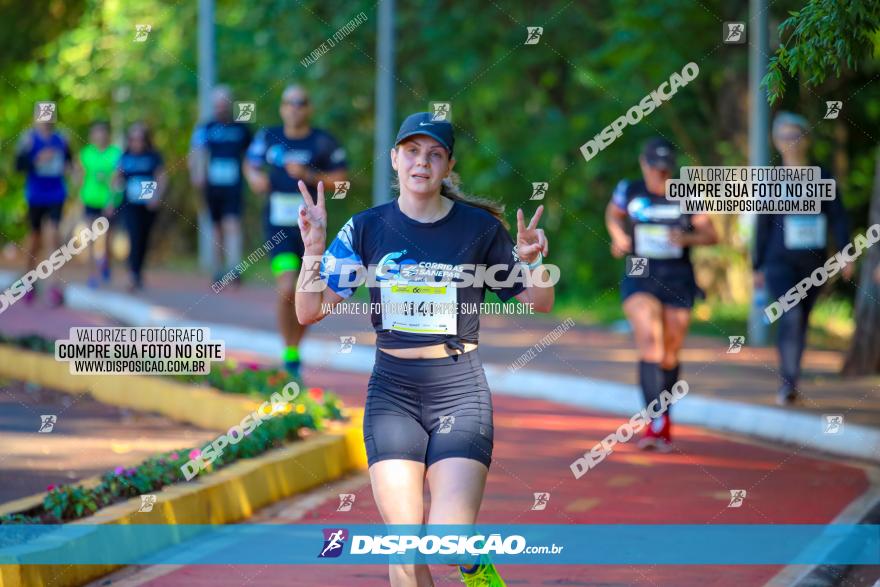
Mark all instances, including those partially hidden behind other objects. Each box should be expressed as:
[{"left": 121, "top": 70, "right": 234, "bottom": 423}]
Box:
[
  {"left": 642, "top": 137, "right": 676, "bottom": 171},
  {"left": 395, "top": 112, "right": 455, "bottom": 155}
]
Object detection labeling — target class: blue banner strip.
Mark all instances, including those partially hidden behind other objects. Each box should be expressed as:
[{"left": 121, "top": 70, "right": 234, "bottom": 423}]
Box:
[{"left": 0, "top": 525, "right": 877, "bottom": 565}]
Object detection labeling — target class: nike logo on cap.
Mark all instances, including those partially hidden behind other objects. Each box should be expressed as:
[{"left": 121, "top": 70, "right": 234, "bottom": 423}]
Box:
[{"left": 419, "top": 122, "right": 433, "bottom": 126}]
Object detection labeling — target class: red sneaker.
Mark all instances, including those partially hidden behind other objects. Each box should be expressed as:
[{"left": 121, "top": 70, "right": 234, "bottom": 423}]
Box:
[
  {"left": 655, "top": 414, "right": 673, "bottom": 453},
  {"left": 639, "top": 414, "right": 672, "bottom": 451},
  {"left": 637, "top": 418, "right": 659, "bottom": 450}
]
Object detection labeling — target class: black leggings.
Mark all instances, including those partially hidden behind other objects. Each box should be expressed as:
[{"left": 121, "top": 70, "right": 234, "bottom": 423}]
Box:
[
  {"left": 124, "top": 204, "right": 157, "bottom": 282},
  {"left": 766, "top": 263, "right": 822, "bottom": 389}
]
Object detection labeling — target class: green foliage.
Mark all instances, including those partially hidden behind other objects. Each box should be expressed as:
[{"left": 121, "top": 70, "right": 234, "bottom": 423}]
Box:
[
  {"left": 9, "top": 388, "right": 345, "bottom": 524},
  {"left": 0, "top": 0, "right": 86, "bottom": 70},
  {"left": 0, "top": 513, "right": 40, "bottom": 524},
  {"left": 0, "top": 0, "right": 875, "bottom": 302},
  {"left": 43, "top": 484, "right": 99, "bottom": 521},
  {"left": 0, "top": 336, "right": 346, "bottom": 524},
  {"left": 184, "top": 359, "right": 293, "bottom": 395},
  {"left": 764, "top": 0, "right": 880, "bottom": 102},
  {"left": 0, "top": 333, "right": 56, "bottom": 353}
]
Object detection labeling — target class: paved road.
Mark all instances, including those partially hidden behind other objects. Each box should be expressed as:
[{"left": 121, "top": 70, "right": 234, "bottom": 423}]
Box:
[
  {"left": 0, "top": 382, "right": 216, "bottom": 505},
  {"left": 2, "top": 268, "right": 879, "bottom": 585},
  {"left": 3, "top": 266, "right": 879, "bottom": 427},
  {"left": 87, "top": 368, "right": 877, "bottom": 587}
]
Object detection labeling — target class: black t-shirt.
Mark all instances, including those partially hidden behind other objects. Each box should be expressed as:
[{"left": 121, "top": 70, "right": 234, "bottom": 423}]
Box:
[
  {"left": 320, "top": 198, "right": 526, "bottom": 349},
  {"left": 246, "top": 126, "right": 346, "bottom": 193},
  {"left": 191, "top": 120, "right": 252, "bottom": 196},
  {"left": 118, "top": 150, "right": 163, "bottom": 206},
  {"left": 611, "top": 179, "right": 693, "bottom": 270},
  {"left": 752, "top": 168, "right": 850, "bottom": 272},
  {"left": 246, "top": 126, "right": 347, "bottom": 228}
]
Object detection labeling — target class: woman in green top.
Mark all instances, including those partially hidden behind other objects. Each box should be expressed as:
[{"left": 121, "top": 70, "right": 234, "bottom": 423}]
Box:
[{"left": 77, "top": 121, "right": 121, "bottom": 287}]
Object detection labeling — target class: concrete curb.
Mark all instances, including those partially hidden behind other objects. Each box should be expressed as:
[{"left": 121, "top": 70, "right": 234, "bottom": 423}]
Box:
[
  {"left": 0, "top": 345, "right": 266, "bottom": 432},
  {"left": 766, "top": 467, "right": 880, "bottom": 587},
  {"left": 0, "top": 332, "right": 368, "bottom": 587},
  {"left": 0, "top": 410, "right": 366, "bottom": 587},
  {"left": 43, "top": 281, "right": 880, "bottom": 464}
]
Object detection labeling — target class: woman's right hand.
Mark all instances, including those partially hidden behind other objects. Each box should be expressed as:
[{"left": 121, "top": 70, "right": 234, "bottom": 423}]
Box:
[
  {"left": 610, "top": 234, "right": 632, "bottom": 258},
  {"left": 297, "top": 179, "right": 327, "bottom": 254}
]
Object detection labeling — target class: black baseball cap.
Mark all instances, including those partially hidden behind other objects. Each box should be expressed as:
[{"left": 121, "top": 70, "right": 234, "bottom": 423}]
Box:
[
  {"left": 394, "top": 112, "right": 455, "bottom": 155},
  {"left": 642, "top": 137, "right": 676, "bottom": 170}
]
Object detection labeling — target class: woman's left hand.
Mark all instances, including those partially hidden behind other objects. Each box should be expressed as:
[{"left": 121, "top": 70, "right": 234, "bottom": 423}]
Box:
[{"left": 516, "top": 205, "right": 549, "bottom": 264}]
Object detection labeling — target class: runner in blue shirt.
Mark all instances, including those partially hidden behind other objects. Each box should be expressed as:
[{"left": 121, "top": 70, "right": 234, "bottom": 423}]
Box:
[
  {"left": 294, "top": 112, "right": 554, "bottom": 586},
  {"left": 243, "top": 85, "right": 347, "bottom": 376},
  {"left": 14, "top": 121, "right": 73, "bottom": 306}
]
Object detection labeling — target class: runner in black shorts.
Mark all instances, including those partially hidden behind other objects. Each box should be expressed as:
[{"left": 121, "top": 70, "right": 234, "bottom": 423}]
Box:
[
  {"left": 294, "top": 112, "right": 554, "bottom": 586},
  {"left": 754, "top": 112, "right": 851, "bottom": 405},
  {"left": 77, "top": 120, "right": 121, "bottom": 287},
  {"left": 244, "top": 85, "right": 347, "bottom": 377},
  {"left": 189, "top": 86, "right": 253, "bottom": 284},
  {"left": 605, "top": 138, "right": 718, "bottom": 451},
  {"left": 14, "top": 120, "right": 73, "bottom": 306}
]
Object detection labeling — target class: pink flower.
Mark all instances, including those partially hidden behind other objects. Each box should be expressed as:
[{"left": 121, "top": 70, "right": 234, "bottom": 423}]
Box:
[
  {"left": 46, "top": 484, "right": 56, "bottom": 492},
  {"left": 114, "top": 466, "right": 125, "bottom": 475},
  {"left": 170, "top": 452, "right": 179, "bottom": 461},
  {"left": 189, "top": 449, "right": 201, "bottom": 460}
]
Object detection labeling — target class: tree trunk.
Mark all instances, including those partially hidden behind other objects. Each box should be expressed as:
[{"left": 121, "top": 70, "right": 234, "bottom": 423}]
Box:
[{"left": 842, "top": 145, "right": 880, "bottom": 376}]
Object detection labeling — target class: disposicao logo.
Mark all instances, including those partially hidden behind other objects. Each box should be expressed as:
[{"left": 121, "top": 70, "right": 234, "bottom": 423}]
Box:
[{"left": 318, "top": 528, "right": 348, "bottom": 558}]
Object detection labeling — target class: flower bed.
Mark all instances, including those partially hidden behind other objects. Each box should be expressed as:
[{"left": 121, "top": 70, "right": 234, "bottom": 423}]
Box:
[{"left": 0, "top": 335, "right": 348, "bottom": 526}]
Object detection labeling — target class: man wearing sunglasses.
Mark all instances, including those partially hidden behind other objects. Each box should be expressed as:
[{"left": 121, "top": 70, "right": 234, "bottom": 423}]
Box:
[{"left": 244, "top": 84, "right": 348, "bottom": 376}]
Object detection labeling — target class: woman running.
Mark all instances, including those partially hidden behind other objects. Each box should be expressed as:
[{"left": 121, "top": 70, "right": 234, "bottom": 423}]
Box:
[
  {"left": 114, "top": 122, "right": 165, "bottom": 291},
  {"left": 605, "top": 137, "right": 717, "bottom": 451},
  {"left": 14, "top": 120, "right": 72, "bottom": 306},
  {"left": 295, "top": 112, "right": 554, "bottom": 586},
  {"left": 754, "top": 112, "right": 851, "bottom": 405},
  {"left": 77, "top": 120, "right": 121, "bottom": 287}
]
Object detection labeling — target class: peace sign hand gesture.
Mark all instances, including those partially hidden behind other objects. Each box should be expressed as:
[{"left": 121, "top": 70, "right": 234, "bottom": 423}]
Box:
[
  {"left": 297, "top": 179, "right": 328, "bottom": 255},
  {"left": 516, "top": 205, "right": 549, "bottom": 265}
]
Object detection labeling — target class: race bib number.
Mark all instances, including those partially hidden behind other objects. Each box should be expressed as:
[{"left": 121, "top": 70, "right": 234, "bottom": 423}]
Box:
[
  {"left": 634, "top": 224, "right": 682, "bottom": 259},
  {"left": 126, "top": 176, "right": 153, "bottom": 202},
  {"left": 269, "top": 192, "right": 303, "bottom": 226},
  {"left": 784, "top": 214, "right": 827, "bottom": 250},
  {"left": 380, "top": 281, "right": 458, "bottom": 335},
  {"left": 34, "top": 151, "right": 64, "bottom": 177},
  {"left": 207, "top": 157, "right": 239, "bottom": 186}
]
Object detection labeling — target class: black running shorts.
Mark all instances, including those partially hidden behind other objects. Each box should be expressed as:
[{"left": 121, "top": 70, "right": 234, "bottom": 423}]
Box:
[
  {"left": 363, "top": 348, "right": 494, "bottom": 469},
  {"left": 621, "top": 262, "right": 704, "bottom": 309}
]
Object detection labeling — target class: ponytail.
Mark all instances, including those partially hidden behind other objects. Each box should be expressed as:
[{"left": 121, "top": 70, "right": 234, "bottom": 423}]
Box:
[{"left": 439, "top": 172, "right": 509, "bottom": 228}]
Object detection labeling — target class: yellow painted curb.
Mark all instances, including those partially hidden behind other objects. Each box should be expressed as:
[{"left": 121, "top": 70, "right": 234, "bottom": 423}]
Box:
[
  {"left": 0, "top": 345, "right": 276, "bottom": 430},
  {"left": 0, "top": 411, "right": 367, "bottom": 587},
  {"left": 0, "top": 344, "right": 368, "bottom": 587}
]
